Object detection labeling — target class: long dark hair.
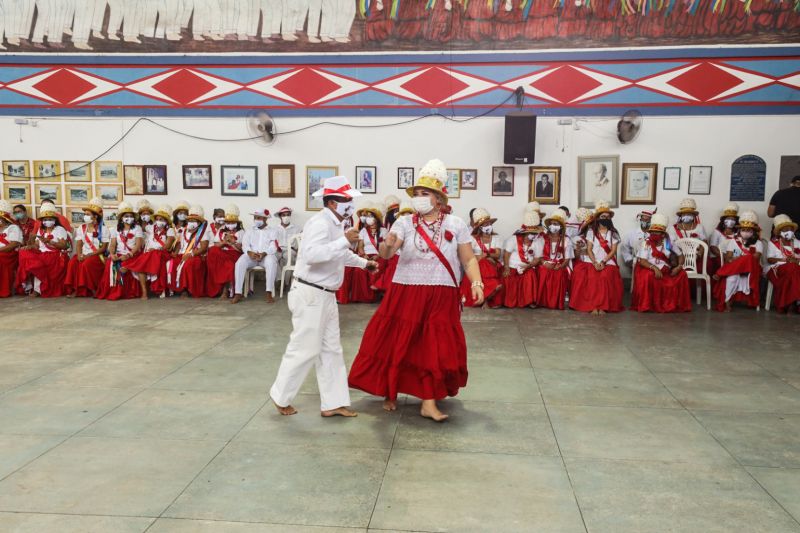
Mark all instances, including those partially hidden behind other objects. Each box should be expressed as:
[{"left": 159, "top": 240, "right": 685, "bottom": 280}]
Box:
[
  {"left": 741, "top": 227, "right": 760, "bottom": 247},
  {"left": 716, "top": 216, "right": 737, "bottom": 233},
  {"left": 592, "top": 217, "right": 619, "bottom": 240},
  {"left": 117, "top": 214, "right": 140, "bottom": 233}
]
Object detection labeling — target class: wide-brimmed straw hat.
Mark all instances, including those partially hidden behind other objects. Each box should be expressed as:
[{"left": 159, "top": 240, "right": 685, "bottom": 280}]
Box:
[{"left": 406, "top": 159, "right": 449, "bottom": 205}]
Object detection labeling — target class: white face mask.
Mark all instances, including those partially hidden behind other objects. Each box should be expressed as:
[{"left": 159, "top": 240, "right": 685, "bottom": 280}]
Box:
[
  {"left": 365, "top": 215, "right": 376, "bottom": 226},
  {"left": 83, "top": 214, "right": 93, "bottom": 224},
  {"left": 681, "top": 215, "right": 695, "bottom": 224},
  {"left": 335, "top": 201, "right": 354, "bottom": 219},
  {"left": 411, "top": 196, "right": 434, "bottom": 215},
  {"left": 781, "top": 230, "right": 795, "bottom": 240},
  {"left": 225, "top": 223, "right": 237, "bottom": 231},
  {"left": 548, "top": 224, "right": 561, "bottom": 234},
  {"left": 155, "top": 220, "right": 167, "bottom": 228},
  {"left": 481, "top": 225, "right": 493, "bottom": 234},
  {"left": 740, "top": 230, "right": 754, "bottom": 239},
  {"left": 141, "top": 214, "right": 151, "bottom": 223},
  {"left": 122, "top": 216, "right": 135, "bottom": 225},
  {"left": 214, "top": 217, "right": 224, "bottom": 224},
  {"left": 723, "top": 218, "right": 736, "bottom": 228},
  {"left": 253, "top": 219, "right": 265, "bottom": 229},
  {"left": 177, "top": 213, "right": 187, "bottom": 221},
  {"left": 359, "top": 215, "right": 367, "bottom": 224},
  {"left": 187, "top": 221, "right": 198, "bottom": 231},
  {"left": 281, "top": 216, "right": 290, "bottom": 224},
  {"left": 43, "top": 219, "right": 55, "bottom": 228}
]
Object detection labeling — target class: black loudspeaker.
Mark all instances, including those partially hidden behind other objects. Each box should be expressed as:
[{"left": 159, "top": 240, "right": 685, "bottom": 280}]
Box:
[{"left": 503, "top": 113, "right": 537, "bottom": 165}]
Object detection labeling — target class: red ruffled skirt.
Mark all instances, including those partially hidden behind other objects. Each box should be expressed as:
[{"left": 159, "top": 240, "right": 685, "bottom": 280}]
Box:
[
  {"left": 337, "top": 266, "right": 356, "bottom": 304},
  {"left": 364, "top": 7, "right": 394, "bottom": 41},
  {"left": 570, "top": 262, "right": 624, "bottom": 313},
  {"left": 374, "top": 255, "right": 398, "bottom": 292},
  {"left": 65, "top": 255, "right": 105, "bottom": 297},
  {"left": 169, "top": 255, "right": 207, "bottom": 297},
  {"left": 17, "top": 249, "right": 67, "bottom": 297},
  {"left": 461, "top": 257, "right": 504, "bottom": 308},
  {"left": 349, "top": 256, "right": 378, "bottom": 303},
  {"left": 123, "top": 249, "right": 171, "bottom": 295},
  {"left": 630, "top": 265, "right": 691, "bottom": 313},
  {"left": 712, "top": 255, "right": 761, "bottom": 311},
  {"left": 768, "top": 263, "right": 800, "bottom": 313},
  {"left": 0, "top": 252, "right": 19, "bottom": 297},
  {"left": 349, "top": 283, "right": 467, "bottom": 401},
  {"left": 567, "top": 261, "right": 593, "bottom": 312},
  {"left": 95, "top": 259, "right": 142, "bottom": 300},
  {"left": 206, "top": 246, "right": 242, "bottom": 297},
  {"left": 537, "top": 265, "right": 570, "bottom": 310},
  {"left": 504, "top": 268, "right": 537, "bottom": 308}
]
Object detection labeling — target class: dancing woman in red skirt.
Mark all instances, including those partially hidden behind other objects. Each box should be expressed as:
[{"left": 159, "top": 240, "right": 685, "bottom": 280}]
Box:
[
  {"left": 461, "top": 207, "right": 504, "bottom": 308},
  {"left": 349, "top": 159, "right": 485, "bottom": 422},
  {"left": 0, "top": 201, "right": 23, "bottom": 297},
  {"left": 766, "top": 215, "right": 800, "bottom": 314},
  {"left": 65, "top": 197, "right": 110, "bottom": 298},
  {"left": 124, "top": 204, "right": 176, "bottom": 299}
]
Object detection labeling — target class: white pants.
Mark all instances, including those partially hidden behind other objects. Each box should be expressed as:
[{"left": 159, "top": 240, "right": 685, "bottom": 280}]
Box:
[
  {"left": 17, "top": 0, "right": 36, "bottom": 38},
  {"left": 121, "top": 0, "right": 140, "bottom": 37},
  {"left": 138, "top": 0, "right": 158, "bottom": 37},
  {"left": 319, "top": 0, "right": 334, "bottom": 38},
  {"left": 106, "top": 0, "right": 123, "bottom": 33},
  {"left": 725, "top": 273, "right": 752, "bottom": 302},
  {"left": 31, "top": 0, "right": 52, "bottom": 43},
  {"left": 90, "top": 0, "right": 104, "bottom": 32},
  {"left": 270, "top": 283, "right": 351, "bottom": 411},
  {"left": 72, "top": 0, "right": 94, "bottom": 42},
  {"left": 259, "top": 0, "right": 280, "bottom": 35},
  {"left": 234, "top": 253, "right": 278, "bottom": 295},
  {"left": 306, "top": 0, "right": 320, "bottom": 37},
  {"left": 0, "top": 0, "right": 6, "bottom": 42},
  {"left": 293, "top": 0, "right": 308, "bottom": 31},
  {"left": 279, "top": 0, "right": 295, "bottom": 35},
  {"left": 235, "top": 0, "right": 257, "bottom": 36},
  {"left": 333, "top": 0, "right": 354, "bottom": 38}
]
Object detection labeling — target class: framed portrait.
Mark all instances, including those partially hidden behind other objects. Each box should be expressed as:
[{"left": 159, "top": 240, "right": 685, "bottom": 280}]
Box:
[
  {"left": 491, "top": 166, "right": 514, "bottom": 197},
  {"left": 3, "top": 182, "right": 30, "bottom": 203},
  {"left": 103, "top": 209, "right": 118, "bottom": 226},
  {"left": 64, "top": 161, "right": 92, "bottom": 182},
  {"left": 306, "top": 166, "right": 339, "bottom": 211},
  {"left": 33, "top": 160, "right": 61, "bottom": 182},
  {"left": 528, "top": 166, "right": 561, "bottom": 204},
  {"left": 65, "top": 184, "right": 91, "bottom": 206},
  {"left": 123, "top": 165, "right": 145, "bottom": 195},
  {"left": 578, "top": 155, "right": 619, "bottom": 208},
  {"left": 621, "top": 163, "right": 658, "bottom": 205},
  {"left": 95, "top": 161, "right": 123, "bottom": 182},
  {"left": 183, "top": 165, "right": 212, "bottom": 189},
  {"left": 34, "top": 183, "right": 62, "bottom": 205},
  {"left": 397, "top": 167, "right": 414, "bottom": 189},
  {"left": 460, "top": 169, "right": 477, "bottom": 191},
  {"left": 67, "top": 207, "right": 87, "bottom": 226},
  {"left": 356, "top": 166, "right": 377, "bottom": 194},
  {"left": 35, "top": 205, "right": 62, "bottom": 219},
  {"left": 445, "top": 168, "right": 461, "bottom": 199},
  {"left": 268, "top": 164, "right": 295, "bottom": 198},
  {"left": 95, "top": 184, "right": 123, "bottom": 205},
  {"left": 663, "top": 167, "right": 681, "bottom": 190},
  {"left": 143, "top": 165, "right": 168, "bottom": 195},
  {"left": 221, "top": 165, "right": 258, "bottom": 196},
  {"left": 2, "top": 160, "right": 30, "bottom": 181},
  {"left": 688, "top": 166, "right": 712, "bottom": 195}
]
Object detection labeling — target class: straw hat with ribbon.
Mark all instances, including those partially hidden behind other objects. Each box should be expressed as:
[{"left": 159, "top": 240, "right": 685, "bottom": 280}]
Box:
[
  {"left": 470, "top": 207, "right": 497, "bottom": 234},
  {"left": 312, "top": 175, "right": 361, "bottom": 200},
  {"left": 676, "top": 198, "right": 699, "bottom": 216},
  {"left": 0, "top": 200, "right": 14, "bottom": 224},
  {"left": 117, "top": 201, "right": 135, "bottom": 218},
  {"left": 173, "top": 200, "right": 190, "bottom": 215},
  {"left": 594, "top": 200, "right": 614, "bottom": 218},
  {"left": 187, "top": 205, "right": 206, "bottom": 223},
  {"left": 275, "top": 207, "right": 292, "bottom": 217},
  {"left": 517, "top": 211, "right": 542, "bottom": 235},
  {"left": 406, "top": 159, "right": 449, "bottom": 204},
  {"left": 37, "top": 203, "right": 60, "bottom": 221},
  {"left": 720, "top": 202, "right": 739, "bottom": 219},
  {"left": 649, "top": 213, "right": 669, "bottom": 233},
  {"left": 398, "top": 199, "right": 413, "bottom": 216},
  {"left": 738, "top": 210, "right": 759, "bottom": 230},
  {"left": 154, "top": 204, "right": 173, "bottom": 225},
  {"left": 224, "top": 204, "right": 241, "bottom": 223},
  {"left": 383, "top": 194, "right": 401, "bottom": 213},
  {"left": 773, "top": 214, "right": 798, "bottom": 235},
  {"left": 136, "top": 198, "right": 154, "bottom": 215},
  {"left": 544, "top": 208, "right": 568, "bottom": 227},
  {"left": 84, "top": 197, "right": 104, "bottom": 217},
  {"left": 357, "top": 200, "right": 384, "bottom": 224}
]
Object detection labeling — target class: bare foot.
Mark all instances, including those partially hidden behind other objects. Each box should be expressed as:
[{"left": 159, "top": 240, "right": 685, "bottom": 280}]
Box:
[
  {"left": 66, "top": 293, "right": 75, "bottom": 298},
  {"left": 321, "top": 407, "right": 358, "bottom": 417},
  {"left": 28, "top": 292, "right": 39, "bottom": 298},
  {"left": 140, "top": 294, "right": 148, "bottom": 301},
  {"left": 265, "top": 293, "right": 275, "bottom": 304},
  {"left": 219, "top": 291, "right": 230, "bottom": 300},
  {"left": 420, "top": 400, "right": 448, "bottom": 422},
  {"left": 179, "top": 292, "right": 189, "bottom": 299},
  {"left": 274, "top": 401, "right": 297, "bottom": 416},
  {"left": 230, "top": 294, "right": 243, "bottom": 304},
  {"left": 383, "top": 399, "right": 397, "bottom": 411}
]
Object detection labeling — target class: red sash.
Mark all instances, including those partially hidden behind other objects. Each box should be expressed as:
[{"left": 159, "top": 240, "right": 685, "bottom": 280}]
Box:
[
  {"left": 413, "top": 214, "right": 457, "bottom": 286},
  {"left": 734, "top": 238, "right": 756, "bottom": 256},
  {"left": 772, "top": 239, "right": 799, "bottom": 258},
  {"left": 0, "top": 233, "right": 8, "bottom": 246},
  {"left": 674, "top": 224, "right": 699, "bottom": 239},
  {"left": 366, "top": 228, "right": 381, "bottom": 252},
  {"left": 544, "top": 237, "right": 564, "bottom": 263},
  {"left": 516, "top": 235, "right": 528, "bottom": 264},
  {"left": 153, "top": 229, "right": 167, "bottom": 249},
  {"left": 37, "top": 228, "right": 59, "bottom": 252},
  {"left": 474, "top": 235, "right": 490, "bottom": 255},
  {"left": 118, "top": 231, "right": 135, "bottom": 253},
  {"left": 82, "top": 224, "right": 100, "bottom": 254},
  {"left": 648, "top": 240, "right": 670, "bottom": 264},
  {"left": 595, "top": 231, "right": 612, "bottom": 255}
]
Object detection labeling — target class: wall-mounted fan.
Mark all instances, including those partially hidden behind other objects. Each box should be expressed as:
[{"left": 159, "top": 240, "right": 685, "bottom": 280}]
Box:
[
  {"left": 617, "top": 109, "right": 642, "bottom": 144},
  {"left": 247, "top": 111, "right": 276, "bottom": 146}
]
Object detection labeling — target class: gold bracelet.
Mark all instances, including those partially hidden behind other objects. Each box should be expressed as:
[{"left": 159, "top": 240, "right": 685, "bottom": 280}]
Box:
[{"left": 471, "top": 281, "right": 484, "bottom": 289}]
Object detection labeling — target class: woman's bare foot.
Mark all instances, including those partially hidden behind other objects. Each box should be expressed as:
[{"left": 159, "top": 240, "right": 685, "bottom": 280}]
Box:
[
  {"left": 179, "top": 292, "right": 189, "bottom": 299},
  {"left": 28, "top": 292, "right": 39, "bottom": 298},
  {"left": 321, "top": 406, "right": 357, "bottom": 417},
  {"left": 420, "top": 400, "right": 448, "bottom": 422},
  {"left": 140, "top": 294, "right": 148, "bottom": 301},
  {"left": 273, "top": 401, "right": 297, "bottom": 416},
  {"left": 66, "top": 293, "right": 75, "bottom": 298},
  {"left": 383, "top": 399, "right": 397, "bottom": 411}
]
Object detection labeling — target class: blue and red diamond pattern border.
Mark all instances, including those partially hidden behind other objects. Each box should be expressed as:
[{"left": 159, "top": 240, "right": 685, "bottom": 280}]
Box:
[{"left": 0, "top": 47, "right": 798, "bottom": 117}]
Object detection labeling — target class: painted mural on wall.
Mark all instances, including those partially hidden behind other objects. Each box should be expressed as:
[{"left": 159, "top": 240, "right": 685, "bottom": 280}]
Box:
[{"left": 0, "top": 0, "right": 797, "bottom": 52}]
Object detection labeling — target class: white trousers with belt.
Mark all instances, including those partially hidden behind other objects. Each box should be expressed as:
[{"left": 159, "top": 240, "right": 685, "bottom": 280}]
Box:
[
  {"left": 270, "top": 282, "right": 351, "bottom": 411},
  {"left": 234, "top": 253, "right": 278, "bottom": 295}
]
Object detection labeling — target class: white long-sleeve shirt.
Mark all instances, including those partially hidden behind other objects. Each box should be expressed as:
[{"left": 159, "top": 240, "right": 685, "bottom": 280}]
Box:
[
  {"left": 294, "top": 208, "right": 367, "bottom": 291},
  {"left": 242, "top": 226, "right": 282, "bottom": 255},
  {"left": 621, "top": 228, "right": 647, "bottom": 265}
]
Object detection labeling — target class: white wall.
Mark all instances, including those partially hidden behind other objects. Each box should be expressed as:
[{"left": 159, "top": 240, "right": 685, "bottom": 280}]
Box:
[{"left": 2, "top": 114, "right": 798, "bottom": 243}]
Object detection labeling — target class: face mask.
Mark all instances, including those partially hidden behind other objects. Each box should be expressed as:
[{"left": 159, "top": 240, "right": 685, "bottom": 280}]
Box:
[
  {"left": 253, "top": 219, "right": 265, "bottom": 229},
  {"left": 122, "top": 216, "right": 135, "bottom": 225},
  {"left": 156, "top": 220, "right": 167, "bottom": 228},
  {"left": 639, "top": 221, "right": 650, "bottom": 231},
  {"left": 680, "top": 215, "right": 695, "bottom": 224},
  {"left": 411, "top": 196, "right": 434, "bottom": 215},
  {"left": 781, "top": 230, "right": 795, "bottom": 240},
  {"left": 481, "top": 225, "right": 493, "bottom": 234},
  {"left": 83, "top": 214, "right": 94, "bottom": 224},
  {"left": 281, "top": 216, "right": 290, "bottom": 224},
  {"left": 225, "top": 223, "right": 237, "bottom": 230},
  {"left": 43, "top": 219, "right": 55, "bottom": 228},
  {"left": 723, "top": 218, "right": 736, "bottom": 228},
  {"left": 187, "top": 221, "right": 198, "bottom": 231},
  {"left": 141, "top": 214, "right": 151, "bottom": 223},
  {"left": 599, "top": 219, "right": 613, "bottom": 229},
  {"left": 365, "top": 216, "right": 376, "bottom": 226},
  {"left": 548, "top": 224, "right": 561, "bottom": 234},
  {"left": 359, "top": 216, "right": 367, "bottom": 224},
  {"left": 215, "top": 217, "right": 224, "bottom": 224},
  {"left": 335, "top": 201, "right": 354, "bottom": 219},
  {"left": 14, "top": 212, "right": 24, "bottom": 221},
  {"left": 177, "top": 213, "right": 187, "bottom": 221},
  {"left": 649, "top": 233, "right": 664, "bottom": 243},
  {"left": 740, "top": 230, "right": 754, "bottom": 239}
]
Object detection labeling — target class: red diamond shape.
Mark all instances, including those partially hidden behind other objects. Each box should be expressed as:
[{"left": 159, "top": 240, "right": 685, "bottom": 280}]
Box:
[
  {"left": 274, "top": 68, "right": 341, "bottom": 105},
  {"left": 401, "top": 68, "right": 469, "bottom": 104},
  {"left": 32, "top": 69, "right": 96, "bottom": 104},
  {"left": 153, "top": 69, "right": 216, "bottom": 105},
  {"left": 530, "top": 66, "right": 602, "bottom": 103},
  {"left": 667, "top": 63, "right": 742, "bottom": 101}
]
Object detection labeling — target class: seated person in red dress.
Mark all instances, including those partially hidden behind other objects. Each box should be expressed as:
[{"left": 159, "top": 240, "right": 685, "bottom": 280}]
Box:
[
  {"left": 124, "top": 204, "right": 176, "bottom": 299},
  {"left": 503, "top": 210, "right": 542, "bottom": 308},
  {"left": 170, "top": 205, "right": 210, "bottom": 298},
  {"left": 12, "top": 204, "right": 36, "bottom": 246},
  {"left": 568, "top": 207, "right": 594, "bottom": 313},
  {"left": 709, "top": 202, "right": 739, "bottom": 275},
  {"left": 668, "top": 198, "right": 708, "bottom": 271},
  {"left": 16, "top": 204, "right": 70, "bottom": 298},
  {"left": 537, "top": 208, "right": 574, "bottom": 310},
  {"left": 712, "top": 210, "right": 763, "bottom": 312},
  {"left": 462, "top": 207, "right": 504, "bottom": 308},
  {"left": 631, "top": 213, "right": 691, "bottom": 313},
  {"left": 766, "top": 214, "right": 800, "bottom": 314},
  {"left": 95, "top": 202, "right": 144, "bottom": 300},
  {"left": 0, "top": 200, "right": 23, "bottom": 298},
  {"left": 137, "top": 199, "right": 155, "bottom": 234},
  {"left": 65, "top": 197, "right": 110, "bottom": 297},
  {"left": 571, "top": 201, "right": 623, "bottom": 314},
  {"left": 206, "top": 204, "right": 244, "bottom": 299}
]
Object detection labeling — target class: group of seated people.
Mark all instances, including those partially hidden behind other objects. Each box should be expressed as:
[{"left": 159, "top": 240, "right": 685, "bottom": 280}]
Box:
[
  {"left": 0, "top": 198, "right": 299, "bottom": 303},
  {"left": 1, "top": 195, "right": 798, "bottom": 313}
]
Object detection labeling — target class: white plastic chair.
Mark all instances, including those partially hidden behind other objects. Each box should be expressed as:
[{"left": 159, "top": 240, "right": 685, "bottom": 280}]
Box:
[
  {"left": 243, "top": 265, "right": 264, "bottom": 296},
  {"left": 674, "top": 238, "right": 711, "bottom": 310},
  {"left": 279, "top": 233, "right": 303, "bottom": 298}
]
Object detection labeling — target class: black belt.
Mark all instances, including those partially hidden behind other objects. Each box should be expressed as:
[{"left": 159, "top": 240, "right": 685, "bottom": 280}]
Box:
[{"left": 294, "top": 277, "right": 336, "bottom": 293}]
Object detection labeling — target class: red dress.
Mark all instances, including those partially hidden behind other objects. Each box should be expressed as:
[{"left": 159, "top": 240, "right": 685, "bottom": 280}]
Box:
[
  {"left": 0, "top": 243, "right": 18, "bottom": 297},
  {"left": 123, "top": 227, "right": 172, "bottom": 295},
  {"left": 712, "top": 241, "right": 762, "bottom": 312},
  {"left": 503, "top": 235, "right": 537, "bottom": 308},
  {"left": 570, "top": 232, "right": 624, "bottom": 313},
  {"left": 768, "top": 259, "right": 800, "bottom": 313},
  {"left": 395, "top": 0, "right": 427, "bottom": 39},
  {"left": 65, "top": 255, "right": 105, "bottom": 297},
  {"left": 461, "top": 235, "right": 504, "bottom": 308},
  {"left": 493, "top": 2, "right": 522, "bottom": 40},
  {"left": 536, "top": 237, "right": 571, "bottom": 310},
  {"left": 16, "top": 228, "right": 68, "bottom": 297},
  {"left": 460, "top": 0, "right": 495, "bottom": 41},
  {"left": 424, "top": 1, "right": 459, "bottom": 42},
  {"left": 206, "top": 231, "right": 243, "bottom": 297},
  {"left": 630, "top": 241, "right": 691, "bottom": 313},
  {"left": 168, "top": 227, "right": 208, "bottom": 298},
  {"left": 365, "top": 2, "right": 395, "bottom": 41},
  {"left": 95, "top": 230, "right": 142, "bottom": 300}
]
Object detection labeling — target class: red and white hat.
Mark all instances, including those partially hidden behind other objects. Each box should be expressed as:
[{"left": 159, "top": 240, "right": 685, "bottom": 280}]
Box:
[
  {"left": 251, "top": 208, "right": 271, "bottom": 218},
  {"left": 275, "top": 207, "right": 292, "bottom": 217},
  {"left": 312, "top": 176, "right": 361, "bottom": 200},
  {"left": 638, "top": 207, "right": 657, "bottom": 217}
]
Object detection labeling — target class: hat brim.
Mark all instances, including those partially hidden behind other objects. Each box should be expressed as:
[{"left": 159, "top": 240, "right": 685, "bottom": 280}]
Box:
[
  {"left": 406, "top": 185, "right": 449, "bottom": 205},
  {"left": 471, "top": 217, "right": 497, "bottom": 233},
  {"left": 311, "top": 190, "right": 362, "bottom": 199},
  {"left": 543, "top": 217, "right": 566, "bottom": 227},
  {"left": 0, "top": 213, "right": 15, "bottom": 224},
  {"left": 775, "top": 222, "right": 799, "bottom": 233},
  {"left": 677, "top": 209, "right": 699, "bottom": 216}
]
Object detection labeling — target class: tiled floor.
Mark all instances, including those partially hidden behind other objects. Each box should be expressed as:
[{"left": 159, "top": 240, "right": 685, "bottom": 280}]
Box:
[{"left": 1, "top": 295, "right": 799, "bottom": 533}]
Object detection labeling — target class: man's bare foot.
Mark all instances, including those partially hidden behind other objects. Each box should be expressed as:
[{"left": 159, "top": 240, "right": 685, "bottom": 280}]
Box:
[
  {"left": 265, "top": 293, "right": 274, "bottom": 303},
  {"left": 230, "top": 294, "right": 243, "bottom": 304},
  {"left": 321, "top": 407, "right": 357, "bottom": 417},
  {"left": 274, "top": 401, "right": 297, "bottom": 416},
  {"left": 420, "top": 400, "right": 448, "bottom": 422},
  {"left": 383, "top": 399, "right": 397, "bottom": 411}
]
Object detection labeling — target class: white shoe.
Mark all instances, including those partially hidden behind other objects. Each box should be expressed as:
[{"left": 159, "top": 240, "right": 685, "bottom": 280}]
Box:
[
  {"left": 192, "top": 34, "right": 204, "bottom": 41},
  {"left": 123, "top": 36, "right": 142, "bottom": 43},
  {"left": 321, "top": 36, "right": 333, "bottom": 42},
  {"left": 73, "top": 41, "right": 93, "bottom": 50},
  {"left": 307, "top": 36, "right": 320, "bottom": 43},
  {"left": 7, "top": 37, "right": 20, "bottom": 46},
  {"left": 281, "top": 33, "right": 298, "bottom": 41},
  {"left": 108, "top": 33, "right": 120, "bottom": 41},
  {"left": 334, "top": 36, "right": 350, "bottom": 43},
  {"left": 166, "top": 32, "right": 181, "bottom": 41},
  {"left": 91, "top": 30, "right": 106, "bottom": 40}
]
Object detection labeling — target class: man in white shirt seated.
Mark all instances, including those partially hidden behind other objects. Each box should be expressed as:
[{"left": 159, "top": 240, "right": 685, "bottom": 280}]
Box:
[
  {"left": 621, "top": 208, "right": 656, "bottom": 267},
  {"left": 231, "top": 209, "right": 283, "bottom": 304}
]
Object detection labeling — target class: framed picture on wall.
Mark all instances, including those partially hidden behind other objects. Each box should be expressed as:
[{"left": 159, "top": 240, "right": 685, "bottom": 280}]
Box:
[
  {"left": 104, "top": 209, "right": 118, "bottom": 225},
  {"left": 183, "top": 165, "right": 212, "bottom": 189},
  {"left": 66, "top": 184, "right": 91, "bottom": 206},
  {"left": 67, "top": 207, "right": 86, "bottom": 226},
  {"left": 356, "top": 166, "right": 377, "bottom": 194},
  {"left": 621, "top": 163, "right": 658, "bottom": 205},
  {"left": 34, "top": 183, "right": 62, "bottom": 205},
  {"left": 306, "top": 166, "right": 339, "bottom": 211},
  {"left": 491, "top": 166, "right": 514, "bottom": 197},
  {"left": 688, "top": 166, "right": 712, "bottom": 195},
  {"left": 445, "top": 168, "right": 461, "bottom": 199},
  {"left": 3, "top": 182, "right": 30, "bottom": 203},
  {"left": 578, "top": 155, "right": 619, "bottom": 208},
  {"left": 33, "top": 160, "right": 61, "bottom": 181},
  {"left": 268, "top": 164, "right": 295, "bottom": 198},
  {"left": 95, "top": 184, "right": 123, "bottom": 205},
  {"left": 397, "top": 167, "right": 414, "bottom": 189},
  {"left": 64, "top": 161, "right": 92, "bottom": 182},
  {"left": 529, "top": 166, "right": 561, "bottom": 205},
  {"left": 663, "top": 167, "right": 681, "bottom": 190},
  {"left": 143, "top": 165, "right": 168, "bottom": 195},
  {"left": 221, "top": 165, "right": 258, "bottom": 196},
  {"left": 460, "top": 169, "right": 477, "bottom": 190},
  {"left": 124, "top": 165, "right": 145, "bottom": 195},
  {"left": 2, "top": 160, "right": 30, "bottom": 181},
  {"left": 95, "top": 161, "right": 123, "bottom": 182}
]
